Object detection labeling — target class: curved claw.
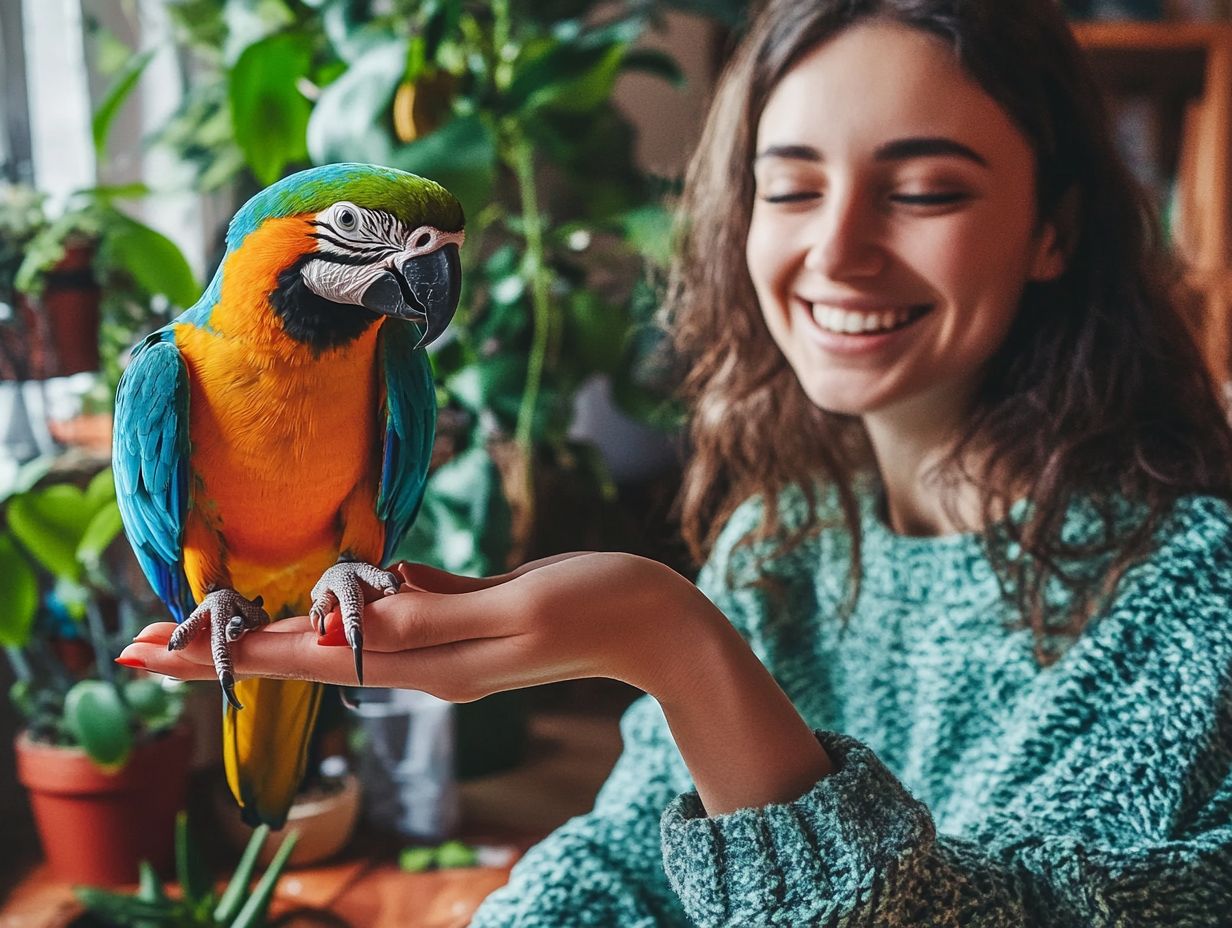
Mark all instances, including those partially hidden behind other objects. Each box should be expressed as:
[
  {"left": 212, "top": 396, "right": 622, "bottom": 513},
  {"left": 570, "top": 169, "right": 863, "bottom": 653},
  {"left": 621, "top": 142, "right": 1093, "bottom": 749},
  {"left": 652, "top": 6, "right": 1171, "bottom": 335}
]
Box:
[
  {"left": 220, "top": 670, "right": 243, "bottom": 710},
  {"left": 339, "top": 687, "right": 362, "bottom": 710},
  {"left": 349, "top": 627, "right": 364, "bottom": 685}
]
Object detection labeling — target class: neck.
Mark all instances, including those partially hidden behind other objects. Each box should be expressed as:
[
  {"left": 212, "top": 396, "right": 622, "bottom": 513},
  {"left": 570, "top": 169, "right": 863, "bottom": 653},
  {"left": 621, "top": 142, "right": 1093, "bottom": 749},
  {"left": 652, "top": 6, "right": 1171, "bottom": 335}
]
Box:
[{"left": 861, "top": 382, "right": 991, "bottom": 537}]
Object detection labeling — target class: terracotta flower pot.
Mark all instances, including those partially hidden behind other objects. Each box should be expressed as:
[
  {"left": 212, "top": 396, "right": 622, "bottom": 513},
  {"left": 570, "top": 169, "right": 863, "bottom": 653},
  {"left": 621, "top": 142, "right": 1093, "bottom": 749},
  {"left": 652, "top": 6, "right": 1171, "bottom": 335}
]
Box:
[
  {"left": 40, "top": 241, "right": 101, "bottom": 377},
  {"left": 14, "top": 723, "right": 192, "bottom": 886}
]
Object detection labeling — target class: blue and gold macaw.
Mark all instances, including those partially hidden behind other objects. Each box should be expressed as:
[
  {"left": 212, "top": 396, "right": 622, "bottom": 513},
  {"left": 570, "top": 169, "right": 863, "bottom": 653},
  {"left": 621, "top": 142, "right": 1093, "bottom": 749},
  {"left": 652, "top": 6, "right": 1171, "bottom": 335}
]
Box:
[{"left": 113, "top": 163, "right": 463, "bottom": 827}]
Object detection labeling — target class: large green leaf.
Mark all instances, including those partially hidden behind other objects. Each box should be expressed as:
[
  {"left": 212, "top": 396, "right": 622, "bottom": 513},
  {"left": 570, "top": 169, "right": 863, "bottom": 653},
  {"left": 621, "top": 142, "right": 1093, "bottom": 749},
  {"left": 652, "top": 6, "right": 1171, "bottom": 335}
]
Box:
[
  {"left": 507, "top": 36, "right": 627, "bottom": 116},
  {"left": 105, "top": 211, "right": 200, "bottom": 309},
  {"left": 222, "top": 0, "right": 295, "bottom": 65},
  {"left": 92, "top": 49, "right": 156, "bottom": 156},
  {"left": 445, "top": 354, "right": 526, "bottom": 423},
  {"left": 0, "top": 535, "right": 39, "bottom": 647},
  {"left": 389, "top": 114, "right": 497, "bottom": 223},
  {"left": 307, "top": 36, "right": 405, "bottom": 167},
  {"left": 84, "top": 466, "right": 117, "bottom": 511},
  {"left": 394, "top": 444, "right": 511, "bottom": 576},
  {"left": 229, "top": 32, "right": 313, "bottom": 185},
  {"left": 64, "top": 680, "right": 134, "bottom": 769},
  {"left": 616, "top": 203, "right": 674, "bottom": 267},
  {"left": 565, "top": 290, "right": 628, "bottom": 375},
  {"left": 77, "top": 501, "right": 124, "bottom": 571},
  {"left": 6, "top": 485, "right": 91, "bottom": 581}
]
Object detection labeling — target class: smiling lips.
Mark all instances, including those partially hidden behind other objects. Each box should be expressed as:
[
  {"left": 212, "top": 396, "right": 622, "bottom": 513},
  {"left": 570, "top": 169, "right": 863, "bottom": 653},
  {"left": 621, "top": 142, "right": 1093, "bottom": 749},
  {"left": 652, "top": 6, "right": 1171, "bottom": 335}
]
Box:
[{"left": 801, "top": 299, "right": 933, "bottom": 335}]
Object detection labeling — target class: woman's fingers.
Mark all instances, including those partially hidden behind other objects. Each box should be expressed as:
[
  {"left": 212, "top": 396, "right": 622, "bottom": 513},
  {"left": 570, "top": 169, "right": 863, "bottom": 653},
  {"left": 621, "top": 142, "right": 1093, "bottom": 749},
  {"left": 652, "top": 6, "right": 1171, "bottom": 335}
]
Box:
[
  {"left": 125, "top": 580, "right": 525, "bottom": 669},
  {"left": 119, "top": 630, "right": 521, "bottom": 698}
]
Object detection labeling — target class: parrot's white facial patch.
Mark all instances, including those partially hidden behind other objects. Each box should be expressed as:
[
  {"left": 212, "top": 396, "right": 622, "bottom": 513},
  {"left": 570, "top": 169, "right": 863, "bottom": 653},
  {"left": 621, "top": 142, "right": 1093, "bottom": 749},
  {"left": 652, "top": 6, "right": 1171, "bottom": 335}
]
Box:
[{"left": 299, "top": 201, "right": 464, "bottom": 307}]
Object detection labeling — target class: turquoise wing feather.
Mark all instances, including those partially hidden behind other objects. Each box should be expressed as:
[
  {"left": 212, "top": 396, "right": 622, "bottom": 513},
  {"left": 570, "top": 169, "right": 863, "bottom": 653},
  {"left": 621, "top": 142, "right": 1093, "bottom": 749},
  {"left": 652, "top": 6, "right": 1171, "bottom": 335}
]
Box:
[
  {"left": 376, "top": 322, "right": 436, "bottom": 565},
  {"left": 113, "top": 330, "right": 195, "bottom": 622}
]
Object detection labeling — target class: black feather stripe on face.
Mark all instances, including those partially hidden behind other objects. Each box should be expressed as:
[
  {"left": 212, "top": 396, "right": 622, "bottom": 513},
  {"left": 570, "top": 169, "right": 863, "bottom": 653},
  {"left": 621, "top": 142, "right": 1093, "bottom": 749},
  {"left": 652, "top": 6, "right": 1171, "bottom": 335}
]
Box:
[
  {"left": 308, "top": 232, "right": 394, "bottom": 258},
  {"left": 269, "top": 253, "right": 380, "bottom": 352}
]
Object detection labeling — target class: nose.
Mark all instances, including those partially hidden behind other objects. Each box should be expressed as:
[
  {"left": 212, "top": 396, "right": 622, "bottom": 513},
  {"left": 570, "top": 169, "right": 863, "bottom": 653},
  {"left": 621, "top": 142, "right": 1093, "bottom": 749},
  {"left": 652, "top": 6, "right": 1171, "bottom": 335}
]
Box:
[{"left": 803, "top": 185, "right": 885, "bottom": 281}]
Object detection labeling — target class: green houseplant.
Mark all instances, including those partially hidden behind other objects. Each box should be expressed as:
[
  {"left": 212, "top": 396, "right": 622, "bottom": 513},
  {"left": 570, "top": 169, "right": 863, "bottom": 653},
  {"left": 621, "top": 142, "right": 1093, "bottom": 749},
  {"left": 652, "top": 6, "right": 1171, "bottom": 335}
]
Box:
[
  {"left": 73, "top": 812, "right": 300, "bottom": 928},
  {"left": 1, "top": 459, "right": 193, "bottom": 885}
]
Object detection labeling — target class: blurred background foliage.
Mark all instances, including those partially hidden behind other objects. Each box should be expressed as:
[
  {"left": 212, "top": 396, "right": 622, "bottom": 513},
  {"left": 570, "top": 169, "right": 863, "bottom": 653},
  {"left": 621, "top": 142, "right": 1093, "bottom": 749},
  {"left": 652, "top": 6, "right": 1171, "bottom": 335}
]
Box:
[{"left": 110, "top": 0, "right": 746, "bottom": 574}]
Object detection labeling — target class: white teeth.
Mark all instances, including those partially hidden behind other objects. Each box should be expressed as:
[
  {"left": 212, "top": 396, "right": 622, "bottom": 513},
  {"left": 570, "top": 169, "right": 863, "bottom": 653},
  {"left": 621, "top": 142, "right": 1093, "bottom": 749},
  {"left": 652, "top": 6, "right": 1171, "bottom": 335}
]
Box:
[{"left": 808, "top": 302, "right": 921, "bottom": 335}]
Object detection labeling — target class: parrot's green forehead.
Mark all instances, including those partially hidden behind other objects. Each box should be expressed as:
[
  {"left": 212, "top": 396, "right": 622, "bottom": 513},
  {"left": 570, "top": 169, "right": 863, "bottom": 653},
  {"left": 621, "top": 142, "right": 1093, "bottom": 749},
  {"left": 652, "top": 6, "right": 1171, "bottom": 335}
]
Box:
[{"left": 226, "top": 163, "right": 464, "bottom": 251}]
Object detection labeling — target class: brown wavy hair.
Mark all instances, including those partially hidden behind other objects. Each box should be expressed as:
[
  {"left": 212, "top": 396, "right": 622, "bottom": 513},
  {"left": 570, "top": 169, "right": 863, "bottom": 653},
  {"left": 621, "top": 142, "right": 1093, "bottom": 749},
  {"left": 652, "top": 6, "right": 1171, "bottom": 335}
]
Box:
[{"left": 668, "top": 0, "right": 1232, "bottom": 658}]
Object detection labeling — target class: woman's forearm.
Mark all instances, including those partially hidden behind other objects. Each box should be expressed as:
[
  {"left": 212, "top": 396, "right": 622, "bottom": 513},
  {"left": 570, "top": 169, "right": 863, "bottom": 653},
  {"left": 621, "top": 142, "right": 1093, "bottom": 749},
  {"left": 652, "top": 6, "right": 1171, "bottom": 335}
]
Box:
[{"left": 633, "top": 581, "right": 833, "bottom": 817}]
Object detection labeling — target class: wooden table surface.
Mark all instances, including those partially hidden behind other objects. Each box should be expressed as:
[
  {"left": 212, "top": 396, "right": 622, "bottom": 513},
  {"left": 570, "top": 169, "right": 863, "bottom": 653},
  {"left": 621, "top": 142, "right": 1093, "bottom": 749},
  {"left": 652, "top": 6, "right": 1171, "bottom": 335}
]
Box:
[{"left": 1, "top": 703, "right": 629, "bottom": 928}]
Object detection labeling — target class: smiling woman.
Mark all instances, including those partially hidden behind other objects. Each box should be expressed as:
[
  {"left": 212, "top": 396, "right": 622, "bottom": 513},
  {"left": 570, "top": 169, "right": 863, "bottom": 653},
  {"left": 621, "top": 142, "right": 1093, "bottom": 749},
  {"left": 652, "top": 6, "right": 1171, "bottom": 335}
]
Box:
[
  {"left": 746, "top": 22, "right": 1065, "bottom": 427},
  {"left": 121, "top": 2, "right": 1232, "bottom": 926}
]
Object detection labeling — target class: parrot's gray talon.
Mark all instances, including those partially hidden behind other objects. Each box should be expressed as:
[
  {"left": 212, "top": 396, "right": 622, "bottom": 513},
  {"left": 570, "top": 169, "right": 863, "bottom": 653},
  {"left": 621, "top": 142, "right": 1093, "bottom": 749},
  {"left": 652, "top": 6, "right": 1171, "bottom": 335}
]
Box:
[
  {"left": 349, "top": 627, "right": 365, "bottom": 685},
  {"left": 220, "top": 670, "right": 243, "bottom": 710},
  {"left": 173, "top": 588, "right": 269, "bottom": 711},
  {"left": 339, "top": 688, "right": 362, "bottom": 710},
  {"left": 309, "top": 560, "right": 393, "bottom": 685}
]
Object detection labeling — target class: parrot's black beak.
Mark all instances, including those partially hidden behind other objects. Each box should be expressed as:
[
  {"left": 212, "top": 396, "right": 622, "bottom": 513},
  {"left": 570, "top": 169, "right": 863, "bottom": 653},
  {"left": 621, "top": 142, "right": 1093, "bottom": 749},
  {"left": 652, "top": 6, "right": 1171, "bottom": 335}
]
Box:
[{"left": 359, "top": 243, "right": 461, "bottom": 349}]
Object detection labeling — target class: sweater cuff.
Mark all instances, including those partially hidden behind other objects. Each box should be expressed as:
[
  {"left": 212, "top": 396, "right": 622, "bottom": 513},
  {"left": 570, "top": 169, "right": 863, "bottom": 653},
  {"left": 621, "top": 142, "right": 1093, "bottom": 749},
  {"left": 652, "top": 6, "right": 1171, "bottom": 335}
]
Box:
[{"left": 659, "top": 731, "right": 935, "bottom": 927}]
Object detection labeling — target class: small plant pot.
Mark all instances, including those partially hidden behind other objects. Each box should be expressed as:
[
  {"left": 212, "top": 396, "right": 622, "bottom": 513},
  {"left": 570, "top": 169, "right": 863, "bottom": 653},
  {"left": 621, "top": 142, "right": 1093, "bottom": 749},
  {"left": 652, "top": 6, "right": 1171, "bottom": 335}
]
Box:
[
  {"left": 14, "top": 723, "right": 192, "bottom": 886},
  {"left": 214, "top": 772, "right": 362, "bottom": 868},
  {"left": 39, "top": 241, "right": 101, "bottom": 377}
]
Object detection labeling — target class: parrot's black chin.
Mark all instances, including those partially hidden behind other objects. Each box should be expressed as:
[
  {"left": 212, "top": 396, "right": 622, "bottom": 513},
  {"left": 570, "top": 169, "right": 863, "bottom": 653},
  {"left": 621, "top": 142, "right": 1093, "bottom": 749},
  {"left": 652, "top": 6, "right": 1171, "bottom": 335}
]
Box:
[
  {"left": 271, "top": 260, "right": 382, "bottom": 352},
  {"left": 359, "top": 244, "right": 461, "bottom": 349}
]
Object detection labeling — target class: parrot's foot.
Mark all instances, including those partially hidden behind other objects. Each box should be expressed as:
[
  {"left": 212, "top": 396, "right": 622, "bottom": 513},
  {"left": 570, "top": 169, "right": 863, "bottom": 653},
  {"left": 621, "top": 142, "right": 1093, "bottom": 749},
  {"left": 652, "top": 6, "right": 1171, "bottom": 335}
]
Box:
[
  {"left": 309, "top": 561, "right": 400, "bottom": 685},
  {"left": 169, "top": 589, "right": 270, "bottom": 710}
]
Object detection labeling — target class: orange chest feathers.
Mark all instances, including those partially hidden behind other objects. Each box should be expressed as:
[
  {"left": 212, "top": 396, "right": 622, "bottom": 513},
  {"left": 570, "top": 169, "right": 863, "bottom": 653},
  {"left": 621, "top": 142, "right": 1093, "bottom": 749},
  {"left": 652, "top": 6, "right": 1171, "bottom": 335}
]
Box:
[{"left": 173, "top": 218, "right": 387, "bottom": 563}]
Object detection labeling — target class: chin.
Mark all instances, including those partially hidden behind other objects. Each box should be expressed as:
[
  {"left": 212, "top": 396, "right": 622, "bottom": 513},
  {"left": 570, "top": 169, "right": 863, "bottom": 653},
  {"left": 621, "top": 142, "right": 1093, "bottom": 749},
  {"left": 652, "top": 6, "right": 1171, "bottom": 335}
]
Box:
[{"left": 796, "top": 376, "right": 883, "bottom": 417}]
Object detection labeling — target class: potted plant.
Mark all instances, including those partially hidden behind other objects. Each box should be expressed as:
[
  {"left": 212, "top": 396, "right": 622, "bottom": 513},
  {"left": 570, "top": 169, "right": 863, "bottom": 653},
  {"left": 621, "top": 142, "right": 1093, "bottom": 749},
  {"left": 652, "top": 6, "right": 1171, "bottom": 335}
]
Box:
[
  {"left": 73, "top": 811, "right": 302, "bottom": 927},
  {"left": 1, "top": 44, "right": 200, "bottom": 464},
  {"left": 1, "top": 458, "right": 193, "bottom": 886}
]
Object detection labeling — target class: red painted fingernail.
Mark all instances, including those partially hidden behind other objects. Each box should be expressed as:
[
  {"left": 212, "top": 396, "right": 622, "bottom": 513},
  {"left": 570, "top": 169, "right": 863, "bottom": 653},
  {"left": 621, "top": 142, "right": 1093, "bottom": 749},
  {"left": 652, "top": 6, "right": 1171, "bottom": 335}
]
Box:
[{"left": 115, "top": 655, "right": 146, "bottom": 669}]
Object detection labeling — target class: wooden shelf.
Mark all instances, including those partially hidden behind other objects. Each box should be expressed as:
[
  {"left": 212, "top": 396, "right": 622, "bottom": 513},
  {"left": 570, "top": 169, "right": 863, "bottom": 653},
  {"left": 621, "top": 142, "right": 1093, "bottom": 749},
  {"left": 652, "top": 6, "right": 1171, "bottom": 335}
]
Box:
[
  {"left": 1073, "top": 21, "right": 1232, "bottom": 49},
  {"left": 1073, "top": 21, "right": 1232, "bottom": 377}
]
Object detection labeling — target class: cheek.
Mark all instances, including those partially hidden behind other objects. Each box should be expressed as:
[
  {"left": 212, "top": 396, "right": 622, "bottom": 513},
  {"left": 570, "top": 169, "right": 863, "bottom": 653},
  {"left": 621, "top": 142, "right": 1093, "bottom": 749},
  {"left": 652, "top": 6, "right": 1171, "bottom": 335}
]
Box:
[
  {"left": 908, "top": 210, "right": 1035, "bottom": 310},
  {"left": 745, "top": 221, "right": 788, "bottom": 331}
]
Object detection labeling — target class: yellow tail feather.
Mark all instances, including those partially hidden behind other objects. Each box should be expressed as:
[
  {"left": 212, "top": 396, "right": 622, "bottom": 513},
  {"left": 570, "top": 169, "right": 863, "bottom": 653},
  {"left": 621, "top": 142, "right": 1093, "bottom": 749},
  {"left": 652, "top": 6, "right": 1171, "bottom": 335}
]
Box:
[{"left": 223, "top": 677, "right": 323, "bottom": 828}]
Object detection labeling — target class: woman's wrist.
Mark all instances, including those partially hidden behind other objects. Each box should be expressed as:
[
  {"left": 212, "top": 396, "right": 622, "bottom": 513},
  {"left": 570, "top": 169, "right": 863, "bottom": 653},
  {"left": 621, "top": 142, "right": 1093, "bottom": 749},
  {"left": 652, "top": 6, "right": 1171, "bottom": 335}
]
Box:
[{"left": 640, "top": 578, "right": 834, "bottom": 816}]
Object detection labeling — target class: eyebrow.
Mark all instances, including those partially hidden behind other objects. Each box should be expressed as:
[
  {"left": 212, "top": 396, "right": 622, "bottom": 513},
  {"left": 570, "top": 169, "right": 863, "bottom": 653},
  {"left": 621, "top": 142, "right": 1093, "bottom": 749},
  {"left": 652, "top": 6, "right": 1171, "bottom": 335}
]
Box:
[{"left": 755, "top": 137, "right": 988, "bottom": 167}]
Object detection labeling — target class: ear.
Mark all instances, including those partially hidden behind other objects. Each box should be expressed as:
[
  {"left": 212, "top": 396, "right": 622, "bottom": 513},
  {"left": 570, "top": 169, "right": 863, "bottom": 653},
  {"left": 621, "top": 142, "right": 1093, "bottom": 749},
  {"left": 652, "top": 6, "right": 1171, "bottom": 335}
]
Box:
[{"left": 1028, "top": 186, "right": 1079, "bottom": 283}]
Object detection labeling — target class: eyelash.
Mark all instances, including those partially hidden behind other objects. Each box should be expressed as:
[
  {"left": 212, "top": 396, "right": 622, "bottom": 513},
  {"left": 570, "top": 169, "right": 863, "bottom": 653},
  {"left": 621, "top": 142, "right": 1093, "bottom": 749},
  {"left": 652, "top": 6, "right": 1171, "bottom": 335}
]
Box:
[{"left": 758, "top": 191, "right": 970, "bottom": 207}]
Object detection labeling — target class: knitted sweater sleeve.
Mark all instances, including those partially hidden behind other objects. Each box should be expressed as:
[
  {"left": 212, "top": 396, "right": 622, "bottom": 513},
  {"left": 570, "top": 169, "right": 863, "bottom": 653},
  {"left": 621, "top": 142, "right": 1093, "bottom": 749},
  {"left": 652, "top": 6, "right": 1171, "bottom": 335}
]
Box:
[
  {"left": 660, "top": 730, "right": 1232, "bottom": 927},
  {"left": 658, "top": 503, "right": 1232, "bottom": 928}
]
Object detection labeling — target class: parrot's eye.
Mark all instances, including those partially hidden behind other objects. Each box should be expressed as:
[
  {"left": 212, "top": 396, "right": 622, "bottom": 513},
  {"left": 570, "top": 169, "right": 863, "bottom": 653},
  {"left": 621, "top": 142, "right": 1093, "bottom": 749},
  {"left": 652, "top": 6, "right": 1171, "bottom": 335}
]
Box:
[{"left": 332, "top": 203, "right": 360, "bottom": 233}]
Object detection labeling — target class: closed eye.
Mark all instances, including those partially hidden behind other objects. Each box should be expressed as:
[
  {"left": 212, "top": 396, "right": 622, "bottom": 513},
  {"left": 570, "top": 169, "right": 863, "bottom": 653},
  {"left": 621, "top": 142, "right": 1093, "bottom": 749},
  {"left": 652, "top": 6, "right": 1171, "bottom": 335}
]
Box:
[
  {"left": 891, "top": 192, "right": 970, "bottom": 206},
  {"left": 760, "top": 192, "right": 820, "bottom": 204}
]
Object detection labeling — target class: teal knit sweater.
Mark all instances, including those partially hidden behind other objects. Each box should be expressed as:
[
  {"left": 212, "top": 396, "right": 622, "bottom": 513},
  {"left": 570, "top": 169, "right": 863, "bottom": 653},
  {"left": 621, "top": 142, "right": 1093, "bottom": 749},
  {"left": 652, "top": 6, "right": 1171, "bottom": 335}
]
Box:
[{"left": 469, "top": 487, "right": 1232, "bottom": 927}]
